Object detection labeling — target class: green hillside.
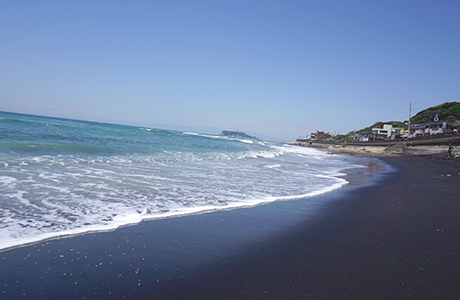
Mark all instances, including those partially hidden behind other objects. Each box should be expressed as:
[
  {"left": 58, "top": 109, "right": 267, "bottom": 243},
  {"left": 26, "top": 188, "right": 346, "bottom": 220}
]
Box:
[
  {"left": 356, "top": 121, "right": 406, "bottom": 134},
  {"left": 411, "top": 102, "right": 460, "bottom": 124},
  {"left": 352, "top": 102, "right": 459, "bottom": 135}
]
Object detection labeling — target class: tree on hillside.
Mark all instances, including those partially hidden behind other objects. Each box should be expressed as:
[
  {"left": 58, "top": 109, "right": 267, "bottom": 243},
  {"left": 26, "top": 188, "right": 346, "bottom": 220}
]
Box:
[{"left": 410, "top": 102, "right": 460, "bottom": 124}]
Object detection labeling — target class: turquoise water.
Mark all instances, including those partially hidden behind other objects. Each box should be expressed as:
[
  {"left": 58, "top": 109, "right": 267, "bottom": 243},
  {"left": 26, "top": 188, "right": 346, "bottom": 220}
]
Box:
[{"left": 0, "top": 111, "right": 363, "bottom": 250}]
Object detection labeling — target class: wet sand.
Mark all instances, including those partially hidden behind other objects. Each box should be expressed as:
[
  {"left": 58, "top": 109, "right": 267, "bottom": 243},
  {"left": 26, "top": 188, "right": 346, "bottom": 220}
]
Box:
[
  {"left": 2, "top": 154, "right": 460, "bottom": 299},
  {"left": 154, "top": 154, "right": 460, "bottom": 299}
]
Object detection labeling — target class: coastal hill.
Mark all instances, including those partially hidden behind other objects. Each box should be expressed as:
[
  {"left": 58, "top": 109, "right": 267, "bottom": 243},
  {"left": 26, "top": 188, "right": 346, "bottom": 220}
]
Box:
[
  {"left": 220, "top": 130, "right": 257, "bottom": 140},
  {"left": 299, "top": 102, "right": 460, "bottom": 144},
  {"left": 356, "top": 102, "right": 460, "bottom": 134},
  {"left": 410, "top": 102, "right": 460, "bottom": 124}
]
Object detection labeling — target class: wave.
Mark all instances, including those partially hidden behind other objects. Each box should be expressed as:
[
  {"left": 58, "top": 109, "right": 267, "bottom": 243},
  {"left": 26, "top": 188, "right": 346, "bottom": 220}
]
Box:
[
  {"left": 0, "top": 171, "right": 349, "bottom": 252},
  {"left": 182, "top": 131, "right": 225, "bottom": 140},
  {"left": 0, "top": 146, "right": 285, "bottom": 168},
  {"left": 0, "top": 112, "right": 372, "bottom": 253},
  {"left": 0, "top": 141, "right": 108, "bottom": 153},
  {"left": 182, "top": 131, "right": 256, "bottom": 144}
]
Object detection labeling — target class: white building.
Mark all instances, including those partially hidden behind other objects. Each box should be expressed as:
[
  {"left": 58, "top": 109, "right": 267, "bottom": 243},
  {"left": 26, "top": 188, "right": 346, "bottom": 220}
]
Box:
[
  {"left": 372, "top": 124, "right": 402, "bottom": 139},
  {"left": 409, "top": 121, "right": 452, "bottom": 137}
]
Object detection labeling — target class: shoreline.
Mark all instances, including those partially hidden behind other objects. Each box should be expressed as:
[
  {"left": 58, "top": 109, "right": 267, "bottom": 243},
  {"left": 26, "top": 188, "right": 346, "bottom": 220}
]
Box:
[
  {"left": 2, "top": 153, "right": 460, "bottom": 299},
  {"left": 0, "top": 155, "right": 385, "bottom": 299},
  {"left": 288, "top": 141, "right": 459, "bottom": 157},
  {"left": 0, "top": 181, "right": 348, "bottom": 254},
  {"left": 0, "top": 151, "right": 365, "bottom": 253},
  {"left": 152, "top": 153, "right": 460, "bottom": 299}
]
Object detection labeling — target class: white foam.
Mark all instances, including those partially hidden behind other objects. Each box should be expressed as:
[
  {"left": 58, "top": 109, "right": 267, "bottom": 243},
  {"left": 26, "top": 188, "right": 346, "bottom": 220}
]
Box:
[
  {"left": 0, "top": 176, "right": 17, "bottom": 186},
  {"left": 182, "top": 132, "right": 222, "bottom": 139},
  {"left": 264, "top": 164, "right": 282, "bottom": 169},
  {"left": 237, "top": 139, "right": 253, "bottom": 144},
  {"left": 182, "top": 132, "right": 258, "bottom": 145},
  {"left": 0, "top": 138, "right": 368, "bottom": 252},
  {"left": 0, "top": 173, "right": 349, "bottom": 252}
]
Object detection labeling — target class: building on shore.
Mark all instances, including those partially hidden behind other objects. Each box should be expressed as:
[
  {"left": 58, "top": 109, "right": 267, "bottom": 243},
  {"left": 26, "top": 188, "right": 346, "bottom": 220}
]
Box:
[
  {"left": 371, "top": 124, "right": 403, "bottom": 140},
  {"left": 409, "top": 121, "right": 454, "bottom": 137},
  {"left": 310, "top": 131, "right": 326, "bottom": 140}
]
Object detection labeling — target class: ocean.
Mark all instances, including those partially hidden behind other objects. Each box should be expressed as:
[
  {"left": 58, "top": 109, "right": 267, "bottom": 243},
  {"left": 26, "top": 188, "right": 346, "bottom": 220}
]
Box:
[{"left": 0, "top": 111, "right": 364, "bottom": 251}]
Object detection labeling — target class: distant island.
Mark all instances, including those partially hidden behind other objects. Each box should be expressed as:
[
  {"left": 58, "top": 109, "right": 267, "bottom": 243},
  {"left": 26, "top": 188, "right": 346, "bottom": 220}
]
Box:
[{"left": 220, "top": 130, "right": 257, "bottom": 140}]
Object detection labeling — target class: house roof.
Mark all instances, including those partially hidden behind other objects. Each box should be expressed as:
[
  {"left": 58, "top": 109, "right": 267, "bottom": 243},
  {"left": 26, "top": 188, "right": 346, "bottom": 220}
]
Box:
[
  {"left": 411, "top": 121, "right": 454, "bottom": 129},
  {"left": 410, "top": 123, "right": 431, "bottom": 129},
  {"left": 431, "top": 121, "right": 452, "bottom": 126}
]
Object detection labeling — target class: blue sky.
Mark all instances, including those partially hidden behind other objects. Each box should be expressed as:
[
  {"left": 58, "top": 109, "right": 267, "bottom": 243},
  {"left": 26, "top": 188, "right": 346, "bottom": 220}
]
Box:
[{"left": 1, "top": 0, "right": 459, "bottom": 141}]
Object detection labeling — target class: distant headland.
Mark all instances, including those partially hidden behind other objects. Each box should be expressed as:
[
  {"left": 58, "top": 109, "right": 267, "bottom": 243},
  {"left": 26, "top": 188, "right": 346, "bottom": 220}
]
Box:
[
  {"left": 220, "top": 130, "right": 257, "bottom": 140},
  {"left": 290, "top": 101, "right": 460, "bottom": 157}
]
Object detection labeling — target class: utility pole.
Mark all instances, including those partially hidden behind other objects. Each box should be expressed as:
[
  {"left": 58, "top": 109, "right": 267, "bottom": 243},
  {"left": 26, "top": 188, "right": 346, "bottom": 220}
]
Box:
[{"left": 408, "top": 102, "right": 412, "bottom": 136}]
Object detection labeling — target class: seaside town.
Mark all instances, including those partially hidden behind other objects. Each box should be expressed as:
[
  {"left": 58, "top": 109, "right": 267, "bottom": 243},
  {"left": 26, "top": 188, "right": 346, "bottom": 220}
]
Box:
[
  {"left": 293, "top": 102, "right": 460, "bottom": 157},
  {"left": 308, "top": 120, "right": 459, "bottom": 142}
]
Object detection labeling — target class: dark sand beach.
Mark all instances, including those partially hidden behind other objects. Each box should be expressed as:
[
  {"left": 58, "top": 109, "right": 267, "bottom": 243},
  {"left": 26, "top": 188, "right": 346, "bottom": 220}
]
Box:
[{"left": 2, "top": 154, "right": 460, "bottom": 299}]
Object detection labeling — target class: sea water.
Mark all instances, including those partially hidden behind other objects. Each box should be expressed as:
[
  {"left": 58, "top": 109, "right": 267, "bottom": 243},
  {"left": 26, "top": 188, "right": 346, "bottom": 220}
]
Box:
[{"left": 0, "top": 111, "right": 363, "bottom": 251}]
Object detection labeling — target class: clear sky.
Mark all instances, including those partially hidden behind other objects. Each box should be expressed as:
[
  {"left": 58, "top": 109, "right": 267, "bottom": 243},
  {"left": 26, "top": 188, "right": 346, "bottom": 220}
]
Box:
[{"left": 1, "top": 0, "right": 459, "bottom": 141}]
